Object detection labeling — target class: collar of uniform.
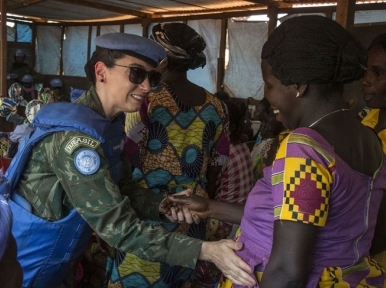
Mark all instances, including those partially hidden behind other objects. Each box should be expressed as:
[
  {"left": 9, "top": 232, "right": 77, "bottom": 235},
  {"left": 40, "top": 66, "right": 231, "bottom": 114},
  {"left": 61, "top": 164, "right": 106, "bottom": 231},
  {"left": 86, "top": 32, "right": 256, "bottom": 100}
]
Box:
[{"left": 74, "top": 85, "right": 106, "bottom": 119}]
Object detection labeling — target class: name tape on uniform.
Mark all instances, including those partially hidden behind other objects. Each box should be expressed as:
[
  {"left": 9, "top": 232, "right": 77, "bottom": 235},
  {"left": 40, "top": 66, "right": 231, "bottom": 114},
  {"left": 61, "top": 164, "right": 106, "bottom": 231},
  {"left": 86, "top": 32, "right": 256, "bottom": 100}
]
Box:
[{"left": 65, "top": 136, "right": 100, "bottom": 155}]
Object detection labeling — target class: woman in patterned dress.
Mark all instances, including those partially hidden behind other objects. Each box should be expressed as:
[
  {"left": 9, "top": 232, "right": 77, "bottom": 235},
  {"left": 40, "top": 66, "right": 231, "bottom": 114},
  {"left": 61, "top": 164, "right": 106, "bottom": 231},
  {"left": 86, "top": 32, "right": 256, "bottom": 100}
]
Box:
[{"left": 110, "top": 23, "right": 230, "bottom": 288}]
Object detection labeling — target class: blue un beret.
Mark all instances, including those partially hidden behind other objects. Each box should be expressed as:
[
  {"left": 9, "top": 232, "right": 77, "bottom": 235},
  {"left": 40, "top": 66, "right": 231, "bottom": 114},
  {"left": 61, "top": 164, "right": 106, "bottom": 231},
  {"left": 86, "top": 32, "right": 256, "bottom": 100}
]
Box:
[
  {"left": 95, "top": 33, "right": 166, "bottom": 68},
  {"left": 50, "top": 78, "right": 62, "bottom": 88},
  {"left": 22, "top": 74, "right": 33, "bottom": 84},
  {"left": 15, "top": 49, "right": 25, "bottom": 57}
]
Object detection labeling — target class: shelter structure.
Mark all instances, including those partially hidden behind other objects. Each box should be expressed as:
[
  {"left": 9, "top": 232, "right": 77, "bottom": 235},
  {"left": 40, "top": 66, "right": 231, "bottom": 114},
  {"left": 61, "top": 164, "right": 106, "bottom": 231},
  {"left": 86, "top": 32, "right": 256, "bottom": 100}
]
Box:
[{"left": 1, "top": 0, "right": 386, "bottom": 111}]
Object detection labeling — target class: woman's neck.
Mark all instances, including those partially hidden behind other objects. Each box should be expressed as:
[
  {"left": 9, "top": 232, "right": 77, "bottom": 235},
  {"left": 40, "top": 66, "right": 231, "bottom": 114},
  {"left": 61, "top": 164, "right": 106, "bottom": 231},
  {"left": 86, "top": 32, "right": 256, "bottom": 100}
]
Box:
[{"left": 161, "top": 70, "right": 188, "bottom": 84}]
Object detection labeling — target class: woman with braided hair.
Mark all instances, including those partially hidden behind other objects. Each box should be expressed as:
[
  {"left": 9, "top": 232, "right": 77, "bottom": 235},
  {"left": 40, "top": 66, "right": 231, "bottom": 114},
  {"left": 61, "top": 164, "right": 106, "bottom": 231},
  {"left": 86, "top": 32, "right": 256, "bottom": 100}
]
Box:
[{"left": 171, "top": 15, "right": 386, "bottom": 287}]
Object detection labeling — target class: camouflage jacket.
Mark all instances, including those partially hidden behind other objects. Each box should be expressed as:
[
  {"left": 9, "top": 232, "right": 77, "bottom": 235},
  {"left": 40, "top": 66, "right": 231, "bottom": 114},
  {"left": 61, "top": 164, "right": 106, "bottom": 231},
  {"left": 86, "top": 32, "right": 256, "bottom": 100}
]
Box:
[{"left": 16, "top": 86, "right": 202, "bottom": 269}]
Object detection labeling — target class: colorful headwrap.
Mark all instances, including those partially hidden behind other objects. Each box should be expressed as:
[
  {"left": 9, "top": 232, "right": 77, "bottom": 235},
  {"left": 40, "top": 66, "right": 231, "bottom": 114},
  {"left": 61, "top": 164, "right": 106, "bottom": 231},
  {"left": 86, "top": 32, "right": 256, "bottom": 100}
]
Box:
[
  {"left": 38, "top": 87, "right": 55, "bottom": 104},
  {"left": 8, "top": 83, "right": 28, "bottom": 107},
  {"left": 151, "top": 23, "right": 206, "bottom": 70},
  {"left": 261, "top": 15, "right": 366, "bottom": 85},
  {"left": 25, "top": 99, "right": 44, "bottom": 123},
  {"left": 0, "top": 97, "right": 17, "bottom": 118},
  {"left": 0, "top": 133, "right": 9, "bottom": 158}
]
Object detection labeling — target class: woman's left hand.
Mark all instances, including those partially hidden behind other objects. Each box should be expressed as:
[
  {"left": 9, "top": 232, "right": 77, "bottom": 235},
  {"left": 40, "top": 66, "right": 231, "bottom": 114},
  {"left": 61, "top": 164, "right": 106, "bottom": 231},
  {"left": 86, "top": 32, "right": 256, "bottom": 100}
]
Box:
[{"left": 200, "top": 240, "right": 256, "bottom": 288}]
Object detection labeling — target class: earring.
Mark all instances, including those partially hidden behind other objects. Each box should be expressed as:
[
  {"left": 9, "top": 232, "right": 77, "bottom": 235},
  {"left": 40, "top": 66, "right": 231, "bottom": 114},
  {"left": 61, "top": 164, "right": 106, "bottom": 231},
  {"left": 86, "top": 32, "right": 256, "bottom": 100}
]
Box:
[
  {"left": 296, "top": 91, "right": 300, "bottom": 98},
  {"left": 101, "top": 78, "right": 104, "bottom": 82}
]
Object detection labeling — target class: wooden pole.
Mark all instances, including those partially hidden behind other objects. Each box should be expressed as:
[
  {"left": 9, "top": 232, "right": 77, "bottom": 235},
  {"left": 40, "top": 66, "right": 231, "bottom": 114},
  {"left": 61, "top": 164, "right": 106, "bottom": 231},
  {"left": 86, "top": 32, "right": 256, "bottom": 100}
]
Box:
[
  {"left": 217, "top": 18, "right": 227, "bottom": 92},
  {"left": 0, "top": 0, "right": 7, "bottom": 98},
  {"left": 267, "top": 5, "right": 278, "bottom": 37},
  {"left": 335, "top": 0, "right": 356, "bottom": 31},
  {"left": 0, "top": 0, "right": 14, "bottom": 132}
]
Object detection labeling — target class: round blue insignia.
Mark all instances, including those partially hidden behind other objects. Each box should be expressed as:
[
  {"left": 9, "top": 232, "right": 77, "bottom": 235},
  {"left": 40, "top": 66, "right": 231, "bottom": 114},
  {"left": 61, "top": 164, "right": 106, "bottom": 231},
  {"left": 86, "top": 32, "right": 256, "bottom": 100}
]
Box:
[{"left": 74, "top": 148, "right": 100, "bottom": 175}]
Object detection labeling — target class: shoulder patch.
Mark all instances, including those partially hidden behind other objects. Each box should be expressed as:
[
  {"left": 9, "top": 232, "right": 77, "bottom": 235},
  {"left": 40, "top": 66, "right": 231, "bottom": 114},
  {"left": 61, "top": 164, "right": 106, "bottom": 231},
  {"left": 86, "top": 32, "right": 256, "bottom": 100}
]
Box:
[
  {"left": 64, "top": 136, "right": 100, "bottom": 155},
  {"left": 74, "top": 148, "right": 100, "bottom": 175}
]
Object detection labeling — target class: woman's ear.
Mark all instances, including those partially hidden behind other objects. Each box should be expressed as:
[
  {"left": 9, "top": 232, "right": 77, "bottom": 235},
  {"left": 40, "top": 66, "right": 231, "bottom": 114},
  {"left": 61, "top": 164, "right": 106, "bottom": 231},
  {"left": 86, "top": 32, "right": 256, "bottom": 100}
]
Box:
[
  {"left": 95, "top": 61, "right": 106, "bottom": 82},
  {"left": 294, "top": 83, "right": 308, "bottom": 97}
]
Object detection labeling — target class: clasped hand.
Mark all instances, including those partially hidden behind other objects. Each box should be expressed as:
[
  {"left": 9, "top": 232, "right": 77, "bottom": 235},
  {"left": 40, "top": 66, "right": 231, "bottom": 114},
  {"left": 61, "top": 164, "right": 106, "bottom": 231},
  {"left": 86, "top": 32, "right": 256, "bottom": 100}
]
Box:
[{"left": 159, "top": 189, "right": 210, "bottom": 224}]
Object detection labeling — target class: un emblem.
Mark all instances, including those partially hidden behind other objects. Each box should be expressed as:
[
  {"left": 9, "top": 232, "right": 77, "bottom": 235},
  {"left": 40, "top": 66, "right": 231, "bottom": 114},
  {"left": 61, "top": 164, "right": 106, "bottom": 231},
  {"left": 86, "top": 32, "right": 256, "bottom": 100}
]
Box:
[{"left": 74, "top": 148, "right": 100, "bottom": 175}]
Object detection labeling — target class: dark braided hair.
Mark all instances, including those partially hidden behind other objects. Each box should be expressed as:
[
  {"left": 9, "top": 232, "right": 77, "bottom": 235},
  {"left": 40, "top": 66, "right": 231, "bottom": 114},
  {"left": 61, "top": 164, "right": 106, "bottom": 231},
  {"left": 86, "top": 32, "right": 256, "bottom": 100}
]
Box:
[
  {"left": 368, "top": 33, "right": 386, "bottom": 51},
  {"left": 261, "top": 15, "right": 366, "bottom": 86}
]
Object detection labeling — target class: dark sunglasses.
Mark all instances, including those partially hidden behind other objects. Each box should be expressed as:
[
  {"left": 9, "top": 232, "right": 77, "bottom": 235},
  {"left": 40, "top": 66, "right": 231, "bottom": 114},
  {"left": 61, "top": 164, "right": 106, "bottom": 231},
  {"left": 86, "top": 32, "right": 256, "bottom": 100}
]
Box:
[{"left": 114, "top": 64, "right": 161, "bottom": 88}]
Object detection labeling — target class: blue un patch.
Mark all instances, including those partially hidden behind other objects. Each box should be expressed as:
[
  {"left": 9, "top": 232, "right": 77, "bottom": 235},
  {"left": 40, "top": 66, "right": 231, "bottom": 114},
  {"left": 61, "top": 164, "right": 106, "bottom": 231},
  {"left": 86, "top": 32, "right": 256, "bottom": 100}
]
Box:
[{"left": 74, "top": 148, "right": 100, "bottom": 175}]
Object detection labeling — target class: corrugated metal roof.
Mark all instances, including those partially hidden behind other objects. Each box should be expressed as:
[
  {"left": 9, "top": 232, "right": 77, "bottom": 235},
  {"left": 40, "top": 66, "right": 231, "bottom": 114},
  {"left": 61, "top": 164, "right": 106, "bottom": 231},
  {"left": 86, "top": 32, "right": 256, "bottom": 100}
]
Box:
[
  {"left": 7, "top": 0, "right": 267, "bottom": 22},
  {"left": 5, "top": 0, "right": 386, "bottom": 23}
]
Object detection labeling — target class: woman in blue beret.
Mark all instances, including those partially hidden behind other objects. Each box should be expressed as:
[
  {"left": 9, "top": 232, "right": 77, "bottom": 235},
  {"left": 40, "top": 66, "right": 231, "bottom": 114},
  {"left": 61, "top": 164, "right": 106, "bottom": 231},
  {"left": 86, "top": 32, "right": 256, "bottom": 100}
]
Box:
[{"left": 6, "top": 32, "right": 255, "bottom": 288}]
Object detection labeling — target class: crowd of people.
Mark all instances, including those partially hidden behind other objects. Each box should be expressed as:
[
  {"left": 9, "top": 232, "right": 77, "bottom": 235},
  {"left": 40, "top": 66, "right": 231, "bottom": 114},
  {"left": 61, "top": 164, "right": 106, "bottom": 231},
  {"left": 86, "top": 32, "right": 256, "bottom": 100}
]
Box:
[{"left": 0, "top": 15, "right": 385, "bottom": 288}]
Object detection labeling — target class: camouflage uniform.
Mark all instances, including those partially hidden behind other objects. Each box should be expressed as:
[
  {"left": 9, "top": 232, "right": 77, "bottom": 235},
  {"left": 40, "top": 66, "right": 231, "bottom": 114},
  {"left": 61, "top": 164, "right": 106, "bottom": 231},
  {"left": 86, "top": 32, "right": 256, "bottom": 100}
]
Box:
[{"left": 16, "top": 86, "right": 202, "bottom": 281}]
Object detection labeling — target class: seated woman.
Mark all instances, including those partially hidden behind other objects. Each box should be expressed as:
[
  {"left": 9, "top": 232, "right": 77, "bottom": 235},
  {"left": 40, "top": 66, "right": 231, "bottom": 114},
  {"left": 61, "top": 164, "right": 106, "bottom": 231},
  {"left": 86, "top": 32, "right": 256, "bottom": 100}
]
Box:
[{"left": 171, "top": 15, "right": 386, "bottom": 287}]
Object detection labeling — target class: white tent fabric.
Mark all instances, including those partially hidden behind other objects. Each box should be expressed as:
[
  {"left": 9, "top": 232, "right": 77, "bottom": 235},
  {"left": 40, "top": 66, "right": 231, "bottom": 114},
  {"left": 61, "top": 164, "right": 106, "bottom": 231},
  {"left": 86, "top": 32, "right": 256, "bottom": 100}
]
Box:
[
  {"left": 36, "top": 26, "right": 61, "bottom": 75},
  {"left": 224, "top": 21, "right": 267, "bottom": 100},
  {"left": 187, "top": 19, "right": 221, "bottom": 94},
  {"left": 124, "top": 24, "right": 142, "bottom": 36},
  {"left": 63, "top": 26, "right": 89, "bottom": 76},
  {"left": 35, "top": 19, "right": 264, "bottom": 98}
]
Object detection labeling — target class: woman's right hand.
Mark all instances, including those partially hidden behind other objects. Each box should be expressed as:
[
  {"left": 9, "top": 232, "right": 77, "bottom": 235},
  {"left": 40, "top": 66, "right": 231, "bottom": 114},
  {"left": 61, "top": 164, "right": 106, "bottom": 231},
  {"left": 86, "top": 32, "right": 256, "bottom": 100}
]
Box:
[{"left": 169, "top": 194, "right": 211, "bottom": 219}]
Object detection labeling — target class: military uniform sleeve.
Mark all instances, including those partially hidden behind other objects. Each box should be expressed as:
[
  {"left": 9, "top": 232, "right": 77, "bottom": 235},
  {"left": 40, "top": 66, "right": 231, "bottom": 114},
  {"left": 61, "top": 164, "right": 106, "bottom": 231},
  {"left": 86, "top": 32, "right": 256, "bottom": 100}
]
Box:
[
  {"left": 118, "top": 153, "right": 165, "bottom": 220},
  {"left": 51, "top": 131, "right": 202, "bottom": 269}
]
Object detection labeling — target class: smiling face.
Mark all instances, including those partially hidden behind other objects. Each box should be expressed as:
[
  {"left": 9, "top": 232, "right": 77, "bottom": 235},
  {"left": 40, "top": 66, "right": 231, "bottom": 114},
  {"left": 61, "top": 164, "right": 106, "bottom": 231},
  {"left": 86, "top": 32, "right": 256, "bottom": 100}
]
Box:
[
  {"left": 97, "top": 55, "right": 154, "bottom": 119},
  {"left": 261, "top": 59, "right": 297, "bottom": 129},
  {"left": 362, "top": 46, "right": 386, "bottom": 109}
]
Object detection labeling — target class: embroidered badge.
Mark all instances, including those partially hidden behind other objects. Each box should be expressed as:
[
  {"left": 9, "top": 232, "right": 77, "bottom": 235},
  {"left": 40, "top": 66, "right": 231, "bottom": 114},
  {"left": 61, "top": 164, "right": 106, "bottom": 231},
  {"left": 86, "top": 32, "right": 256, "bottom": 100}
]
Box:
[
  {"left": 65, "top": 136, "right": 100, "bottom": 155},
  {"left": 74, "top": 148, "right": 100, "bottom": 175}
]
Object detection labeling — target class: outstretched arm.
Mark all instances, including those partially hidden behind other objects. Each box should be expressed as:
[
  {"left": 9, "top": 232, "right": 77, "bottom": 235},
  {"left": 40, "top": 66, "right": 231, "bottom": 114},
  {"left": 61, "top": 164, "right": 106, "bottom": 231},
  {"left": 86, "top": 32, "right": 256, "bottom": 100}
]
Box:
[{"left": 167, "top": 194, "right": 244, "bottom": 224}]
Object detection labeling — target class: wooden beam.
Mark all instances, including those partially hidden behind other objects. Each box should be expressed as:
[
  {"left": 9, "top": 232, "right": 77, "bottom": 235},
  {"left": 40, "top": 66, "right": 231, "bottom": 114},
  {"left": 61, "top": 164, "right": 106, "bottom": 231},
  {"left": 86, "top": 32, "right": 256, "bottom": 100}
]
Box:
[
  {"left": 59, "top": 26, "right": 64, "bottom": 75},
  {"left": 0, "top": 5, "right": 17, "bottom": 132},
  {"left": 8, "top": 0, "right": 45, "bottom": 10},
  {"left": 267, "top": 5, "right": 279, "bottom": 36},
  {"left": 152, "top": 4, "right": 267, "bottom": 17},
  {"left": 217, "top": 18, "right": 227, "bottom": 91},
  {"left": 87, "top": 26, "right": 91, "bottom": 60},
  {"left": 335, "top": 0, "right": 356, "bottom": 31},
  {"left": 1, "top": 0, "right": 7, "bottom": 98},
  {"left": 141, "top": 17, "right": 151, "bottom": 38},
  {"left": 248, "top": 0, "right": 271, "bottom": 4},
  {"left": 56, "top": 0, "right": 150, "bottom": 18},
  {"left": 279, "top": 3, "right": 386, "bottom": 15}
]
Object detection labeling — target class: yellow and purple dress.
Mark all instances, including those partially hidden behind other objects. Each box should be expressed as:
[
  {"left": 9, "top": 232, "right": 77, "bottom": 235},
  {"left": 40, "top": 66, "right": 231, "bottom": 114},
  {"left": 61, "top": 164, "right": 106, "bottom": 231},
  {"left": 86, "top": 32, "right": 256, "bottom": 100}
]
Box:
[
  {"left": 108, "top": 82, "right": 230, "bottom": 287},
  {"left": 219, "top": 127, "right": 385, "bottom": 288}
]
